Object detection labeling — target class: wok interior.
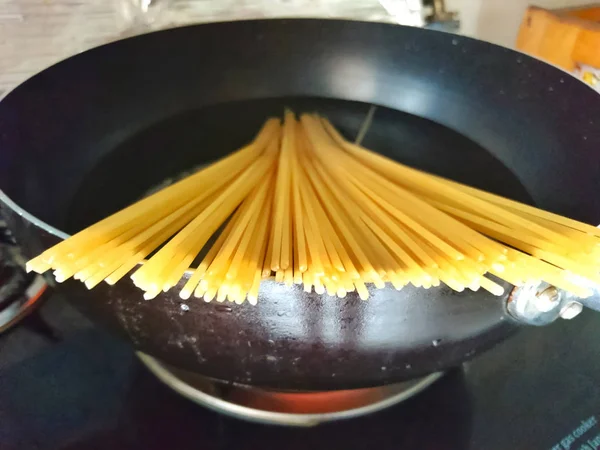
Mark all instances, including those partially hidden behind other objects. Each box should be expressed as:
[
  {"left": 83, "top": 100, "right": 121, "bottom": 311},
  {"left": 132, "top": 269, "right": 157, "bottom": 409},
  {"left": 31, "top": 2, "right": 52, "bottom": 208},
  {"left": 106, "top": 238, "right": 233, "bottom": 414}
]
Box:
[{"left": 65, "top": 97, "right": 532, "bottom": 234}]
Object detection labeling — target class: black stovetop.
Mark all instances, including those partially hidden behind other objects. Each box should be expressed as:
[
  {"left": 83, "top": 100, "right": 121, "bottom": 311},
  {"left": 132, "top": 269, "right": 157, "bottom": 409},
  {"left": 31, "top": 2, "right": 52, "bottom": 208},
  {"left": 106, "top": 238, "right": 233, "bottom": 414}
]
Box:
[{"left": 1, "top": 301, "right": 599, "bottom": 450}]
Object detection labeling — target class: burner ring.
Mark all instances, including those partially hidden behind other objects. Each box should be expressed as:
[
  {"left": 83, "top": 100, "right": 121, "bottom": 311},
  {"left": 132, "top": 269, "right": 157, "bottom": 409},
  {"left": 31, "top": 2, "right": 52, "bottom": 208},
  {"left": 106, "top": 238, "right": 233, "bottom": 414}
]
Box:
[{"left": 137, "top": 352, "right": 444, "bottom": 426}]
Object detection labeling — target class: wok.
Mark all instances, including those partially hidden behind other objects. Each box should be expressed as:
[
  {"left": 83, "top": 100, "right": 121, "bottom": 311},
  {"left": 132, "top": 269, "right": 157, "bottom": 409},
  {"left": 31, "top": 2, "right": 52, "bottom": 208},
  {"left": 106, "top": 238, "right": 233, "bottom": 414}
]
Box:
[{"left": 1, "top": 19, "right": 599, "bottom": 390}]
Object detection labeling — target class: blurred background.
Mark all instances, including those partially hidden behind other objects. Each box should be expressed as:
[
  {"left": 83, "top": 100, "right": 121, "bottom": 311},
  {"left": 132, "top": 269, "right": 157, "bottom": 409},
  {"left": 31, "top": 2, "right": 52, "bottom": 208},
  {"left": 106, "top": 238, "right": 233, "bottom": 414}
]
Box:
[{"left": 0, "top": 0, "right": 595, "bottom": 97}]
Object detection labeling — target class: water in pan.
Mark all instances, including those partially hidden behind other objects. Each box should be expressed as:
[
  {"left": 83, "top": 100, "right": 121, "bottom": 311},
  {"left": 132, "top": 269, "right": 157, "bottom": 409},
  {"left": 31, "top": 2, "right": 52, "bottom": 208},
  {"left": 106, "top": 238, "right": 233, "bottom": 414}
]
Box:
[
  {"left": 66, "top": 97, "right": 532, "bottom": 234},
  {"left": 141, "top": 163, "right": 206, "bottom": 198}
]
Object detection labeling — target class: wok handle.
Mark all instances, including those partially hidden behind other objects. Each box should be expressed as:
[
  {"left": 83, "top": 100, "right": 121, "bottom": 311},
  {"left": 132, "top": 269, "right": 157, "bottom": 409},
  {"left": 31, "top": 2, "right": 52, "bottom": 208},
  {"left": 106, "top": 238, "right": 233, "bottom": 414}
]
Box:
[
  {"left": 507, "top": 282, "right": 600, "bottom": 326},
  {"left": 507, "top": 222, "right": 600, "bottom": 326},
  {"left": 580, "top": 292, "right": 600, "bottom": 312}
]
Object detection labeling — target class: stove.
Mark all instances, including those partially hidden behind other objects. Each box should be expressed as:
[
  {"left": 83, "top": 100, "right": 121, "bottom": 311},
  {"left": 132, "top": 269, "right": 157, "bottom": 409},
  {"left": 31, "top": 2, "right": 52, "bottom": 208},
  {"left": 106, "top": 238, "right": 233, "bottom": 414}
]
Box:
[
  {"left": 136, "top": 351, "right": 444, "bottom": 426},
  {"left": 1, "top": 296, "right": 599, "bottom": 450}
]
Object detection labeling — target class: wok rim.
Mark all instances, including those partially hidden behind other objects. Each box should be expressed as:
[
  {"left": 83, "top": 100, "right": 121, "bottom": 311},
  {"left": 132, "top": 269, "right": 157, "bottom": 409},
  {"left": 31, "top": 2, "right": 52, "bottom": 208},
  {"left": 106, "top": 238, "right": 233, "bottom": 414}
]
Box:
[{"left": 1, "top": 18, "right": 597, "bottom": 277}]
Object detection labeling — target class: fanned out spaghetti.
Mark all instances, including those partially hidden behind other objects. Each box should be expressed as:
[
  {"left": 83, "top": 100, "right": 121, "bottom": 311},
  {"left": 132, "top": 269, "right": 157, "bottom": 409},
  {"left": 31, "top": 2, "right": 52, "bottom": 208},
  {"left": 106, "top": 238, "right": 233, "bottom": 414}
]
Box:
[{"left": 26, "top": 111, "right": 600, "bottom": 303}]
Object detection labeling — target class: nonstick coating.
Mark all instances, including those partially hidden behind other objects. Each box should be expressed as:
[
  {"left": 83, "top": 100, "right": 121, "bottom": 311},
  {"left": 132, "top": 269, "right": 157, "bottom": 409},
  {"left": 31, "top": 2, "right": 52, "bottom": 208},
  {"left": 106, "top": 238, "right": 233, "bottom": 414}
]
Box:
[{"left": 1, "top": 20, "right": 600, "bottom": 390}]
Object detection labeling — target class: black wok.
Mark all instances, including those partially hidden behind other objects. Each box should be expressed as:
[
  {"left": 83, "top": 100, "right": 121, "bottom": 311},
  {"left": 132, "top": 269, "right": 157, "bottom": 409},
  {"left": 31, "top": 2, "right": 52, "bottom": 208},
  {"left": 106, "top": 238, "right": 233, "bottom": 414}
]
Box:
[{"left": 1, "top": 20, "right": 599, "bottom": 390}]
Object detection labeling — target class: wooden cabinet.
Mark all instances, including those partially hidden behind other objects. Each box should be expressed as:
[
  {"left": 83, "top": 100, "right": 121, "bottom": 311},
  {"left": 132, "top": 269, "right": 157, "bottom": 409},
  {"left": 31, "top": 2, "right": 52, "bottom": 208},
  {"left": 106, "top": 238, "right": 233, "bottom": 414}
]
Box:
[{"left": 518, "top": 5, "right": 600, "bottom": 72}]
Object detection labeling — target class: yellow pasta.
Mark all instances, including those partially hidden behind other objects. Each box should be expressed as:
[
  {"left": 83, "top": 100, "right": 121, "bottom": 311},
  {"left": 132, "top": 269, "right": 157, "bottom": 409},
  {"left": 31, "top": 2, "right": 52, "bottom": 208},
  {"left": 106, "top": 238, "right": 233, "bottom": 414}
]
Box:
[{"left": 26, "top": 111, "right": 600, "bottom": 304}]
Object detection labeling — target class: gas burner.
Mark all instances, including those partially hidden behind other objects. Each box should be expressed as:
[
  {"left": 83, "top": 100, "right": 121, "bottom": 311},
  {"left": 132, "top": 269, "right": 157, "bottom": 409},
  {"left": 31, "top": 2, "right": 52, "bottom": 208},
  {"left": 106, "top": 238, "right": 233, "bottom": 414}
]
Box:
[{"left": 137, "top": 352, "right": 443, "bottom": 426}]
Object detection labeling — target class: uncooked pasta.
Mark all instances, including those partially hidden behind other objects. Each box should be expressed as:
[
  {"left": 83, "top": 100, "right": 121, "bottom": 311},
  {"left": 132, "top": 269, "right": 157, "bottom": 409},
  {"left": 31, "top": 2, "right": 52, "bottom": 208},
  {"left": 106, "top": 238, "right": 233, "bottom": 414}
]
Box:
[{"left": 26, "top": 111, "right": 600, "bottom": 304}]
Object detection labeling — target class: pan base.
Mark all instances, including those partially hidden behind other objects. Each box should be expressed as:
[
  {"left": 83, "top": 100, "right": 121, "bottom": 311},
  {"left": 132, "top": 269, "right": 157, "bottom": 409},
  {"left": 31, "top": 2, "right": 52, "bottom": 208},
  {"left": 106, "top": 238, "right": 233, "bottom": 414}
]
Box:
[{"left": 137, "top": 351, "right": 443, "bottom": 427}]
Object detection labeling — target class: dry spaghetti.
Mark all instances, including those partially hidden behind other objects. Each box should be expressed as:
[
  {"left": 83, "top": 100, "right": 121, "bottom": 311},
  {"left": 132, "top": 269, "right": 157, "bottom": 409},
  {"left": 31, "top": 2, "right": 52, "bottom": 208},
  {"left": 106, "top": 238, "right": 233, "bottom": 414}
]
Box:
[{"left": 26, "top": 111, "right": 600, "bottom": 303}]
